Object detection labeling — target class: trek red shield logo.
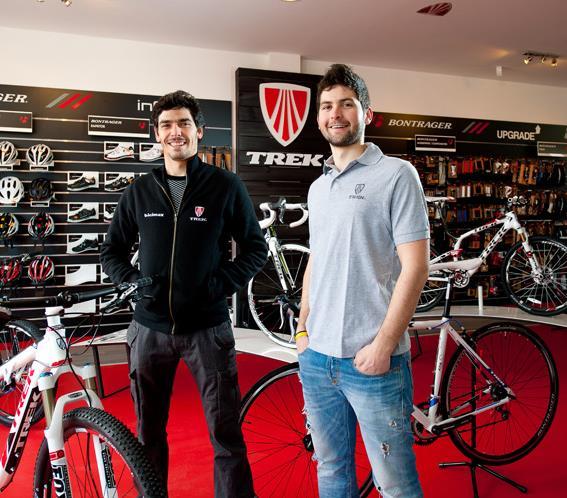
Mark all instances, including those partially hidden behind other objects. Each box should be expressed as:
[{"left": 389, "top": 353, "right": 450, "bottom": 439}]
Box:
[
  {"left": 259, "top": 83, "right": 311, "bottom": 147},
  {"left": 195, "top": 206, "right": 205, "bottom": 217}
]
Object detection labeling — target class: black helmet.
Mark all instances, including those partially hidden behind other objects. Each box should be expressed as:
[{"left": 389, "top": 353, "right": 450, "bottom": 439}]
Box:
[
  {"left": 29, "top": 177, "right": 53, "bottom": 202},
  {"left": 0, "top": 212, "right": 18, "bottom": 243},
  {"left": 28, "top": 211, "right": 55, "bottom": 241}
]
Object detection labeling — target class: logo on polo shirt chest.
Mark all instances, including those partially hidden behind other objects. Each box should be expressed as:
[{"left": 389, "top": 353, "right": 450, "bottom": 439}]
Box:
[
  {"left": 349, "top": 184, "right": 366, "bottom": 200},
  {"left": 190, "top": 206, "right": 207, "bottom": 222}
]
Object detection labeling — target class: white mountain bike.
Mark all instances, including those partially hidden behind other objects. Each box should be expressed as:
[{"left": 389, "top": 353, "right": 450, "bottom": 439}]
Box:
[
  {"left": 247, "top": 198, "right": 309, "bottom": 348},
  {"left": 0, "top": 279, "right": 166, "bottom": 497},
  {"left": 419, "top": 195, "right": 567, "bottom": 315}
]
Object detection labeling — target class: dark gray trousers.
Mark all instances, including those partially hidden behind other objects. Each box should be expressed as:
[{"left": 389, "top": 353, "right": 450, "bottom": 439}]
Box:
[{"left": 127, "top": 319, "right": 255, "bottom": 498}]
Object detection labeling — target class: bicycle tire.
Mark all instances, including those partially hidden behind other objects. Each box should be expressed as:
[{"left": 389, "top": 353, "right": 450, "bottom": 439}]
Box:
[
  {"left": 502, "top": 235, "right": 567, "bottom": 316},
  {"left": 247, "top": 244, "right": 310, "bottom": 348},
  {"left": 33, "top": 407, "right": 166, "bottom": 498},
  {"left": 441, "top": 322, "right": 558, "bottom": 465},
  {"left": 416, "top": 245, "right": 445, "bottom": 312},
  {"left": 0, "top": 319, "right": 44, "bottom": 426},
  {"left": 240, "top": 363, "right": 374, "bottom": 497}
]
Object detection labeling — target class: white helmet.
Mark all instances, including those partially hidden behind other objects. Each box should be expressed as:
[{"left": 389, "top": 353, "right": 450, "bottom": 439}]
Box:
[
  {"left": 0, "top": 176, "right": 24, "bottom": 205},
  {"left": 26, "top": 144, "right": 54, "bottom": 167},
  {"left": 0, "top": 142, "right": 18, "bottom": 167}
]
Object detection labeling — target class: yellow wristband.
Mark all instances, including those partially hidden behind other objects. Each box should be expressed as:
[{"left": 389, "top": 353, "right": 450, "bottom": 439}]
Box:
[{"left": 294, "top": 330, "right": 309, "bottom": 340}]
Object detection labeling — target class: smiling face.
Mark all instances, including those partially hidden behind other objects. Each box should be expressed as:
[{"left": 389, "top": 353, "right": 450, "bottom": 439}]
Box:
[
  {"left": 317, "top": 85, "right": 372, "bottom": 147},
  {"left": 154, "top": 107, "right": 203, "bottom": 163}
]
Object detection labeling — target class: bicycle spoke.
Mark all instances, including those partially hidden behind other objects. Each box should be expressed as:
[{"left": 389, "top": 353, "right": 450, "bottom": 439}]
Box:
[{"left": 444, "top": 325, "right": 557, "bottom": 464}]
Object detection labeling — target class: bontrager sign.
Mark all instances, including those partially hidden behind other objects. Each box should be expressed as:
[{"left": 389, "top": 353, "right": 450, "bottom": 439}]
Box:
[{"left": 0, "top": 93, "right": 28, "bottom": 103}]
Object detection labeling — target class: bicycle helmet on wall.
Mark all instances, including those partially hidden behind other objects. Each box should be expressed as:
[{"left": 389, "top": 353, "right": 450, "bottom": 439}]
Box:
[
  {"left": 0, "top": 212, "right": 19, "bottom": 244},
  {"left": 28, "top": 212, "right": 55, "bottom": 242},
  {"left": 29, "top": 177, "right": 54, "bottom": 202},
  {"left": 28, "top": 255, "right": 55, "bottom": 286},
  {"left": 26, "top": 144, "right": 54, "bottom": 167},
  {"left": 0, "top": 258, "right": 23, "bottom": 288},
  {"left": 0, "top": 176, "right": 24, "bottom": 205},
  {"left": 0, "top": 141, "right": 18, "bottom": 167}
]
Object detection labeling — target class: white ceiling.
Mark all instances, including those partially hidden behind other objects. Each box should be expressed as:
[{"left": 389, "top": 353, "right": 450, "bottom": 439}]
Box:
[{"left": 4, "top": 0, "right": 567, "bottom": 88}]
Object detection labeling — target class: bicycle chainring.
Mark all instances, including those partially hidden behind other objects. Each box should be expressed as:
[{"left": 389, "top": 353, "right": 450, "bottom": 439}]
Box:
[
  {"left": 411, "top": 402, "right": 439, "bottom": 446},
  {"left": 453, "top": 270, "right": 470, "bottom": 288}
]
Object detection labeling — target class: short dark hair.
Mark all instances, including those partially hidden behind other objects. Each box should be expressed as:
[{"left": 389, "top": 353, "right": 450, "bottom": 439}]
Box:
[
  {"left": 316, "top": 64, "right": 371, "bottom": 110},
  {"left": 151, "top": 90, "right": 205, "bottom": 129}
]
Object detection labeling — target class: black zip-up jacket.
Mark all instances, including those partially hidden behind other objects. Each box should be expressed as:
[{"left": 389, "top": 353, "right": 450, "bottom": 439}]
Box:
[{"left": 100, "top": 156, "right": 267, "bottom": 334}]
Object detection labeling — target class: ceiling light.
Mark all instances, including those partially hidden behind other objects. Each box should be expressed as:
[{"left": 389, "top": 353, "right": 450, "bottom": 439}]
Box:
[
  {"left": 62, "top": 0, "right": 72, "bottom": 5},
  {"left": 523, "top": 51, "right": 559, "bottom": 67}
]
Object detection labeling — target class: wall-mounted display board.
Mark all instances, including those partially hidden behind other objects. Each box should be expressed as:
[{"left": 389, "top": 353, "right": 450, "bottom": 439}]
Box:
[
  {"left": 0, "top": 83, "right": 231, "bottom": 334},
  {"left": 236, "top": 68, "right": 566, "bottom": 310}
]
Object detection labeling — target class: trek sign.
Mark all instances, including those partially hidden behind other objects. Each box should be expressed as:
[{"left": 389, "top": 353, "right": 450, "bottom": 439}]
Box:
[{"left": 259, "top": 83, "right": 310, "bottom": 147}]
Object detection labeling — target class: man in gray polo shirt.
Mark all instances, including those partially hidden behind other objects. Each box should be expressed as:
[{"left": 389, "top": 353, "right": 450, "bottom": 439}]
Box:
[{"left": 295, "top": 64, "right": 429, "bottom": 498}]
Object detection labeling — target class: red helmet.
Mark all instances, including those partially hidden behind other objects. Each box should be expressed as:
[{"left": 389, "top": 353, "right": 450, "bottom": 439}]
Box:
[
  {"left": 0, "top": 258, "right": 23, "bottom": 287},
  {"left": 28, "top": 255, "right": 55, "bottom": 286}
]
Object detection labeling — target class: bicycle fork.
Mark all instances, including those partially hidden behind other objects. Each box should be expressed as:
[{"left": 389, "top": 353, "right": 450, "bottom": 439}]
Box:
[
  {"left": 38, "top": 310, "right": 119, "bottom": 497},
  {"left": 39, "top": 365, "right": 120, "bottom": 498}
]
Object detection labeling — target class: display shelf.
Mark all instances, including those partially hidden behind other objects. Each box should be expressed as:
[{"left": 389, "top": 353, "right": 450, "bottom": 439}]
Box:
[
  {"left": 415, "top": 305, "right": 567, "bottom": 328},
  {"left": 73, "top": 326, "right": 298, "bottom": 397}
]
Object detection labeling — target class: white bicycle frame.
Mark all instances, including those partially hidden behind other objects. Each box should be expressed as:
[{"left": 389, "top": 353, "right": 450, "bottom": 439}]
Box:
[
  {"left": 409, "top": 314, "right": 513, "bottom": 435},
  {"left": 427, "top": 197, "right": 540, "bottom": 286},
  {"left": 0, "top": 307, "right": 115, "bottom": 496}
]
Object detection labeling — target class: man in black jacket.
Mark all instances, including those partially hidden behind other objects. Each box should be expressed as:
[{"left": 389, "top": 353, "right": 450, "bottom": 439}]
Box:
[{"left": 100, "top": 90, "right": 266, "bottom": 497}]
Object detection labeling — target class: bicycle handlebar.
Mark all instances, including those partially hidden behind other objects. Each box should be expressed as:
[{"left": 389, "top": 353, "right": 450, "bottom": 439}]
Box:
[
  {"left": 0, "top": 277, "right": 154, "bottom": 310},
  {"left": 259, "top": 197, "right": 308, "bottom": 230}
]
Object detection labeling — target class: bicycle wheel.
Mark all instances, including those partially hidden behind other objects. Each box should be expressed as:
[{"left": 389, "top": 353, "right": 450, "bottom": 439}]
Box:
[
  {"left": 240, "top": 363, "right": 374, "bottom": 497},
  {"left": 0, "top": 318, "right": 44, "bottom": 426},
  {"left": 247, "top": 244, "right": 310, "bottom": 348},
  {"left": 502, "top": 235, "right": 567, "bottom": 316},
  {"left": 33, "top": 407, "right": 166, "bottom": 497},
  {"left": 441, "top": 322, "right": 558, "bottom": 465},
  {"left": 416, "top": 245, "right": 446, "bottom": 312}
]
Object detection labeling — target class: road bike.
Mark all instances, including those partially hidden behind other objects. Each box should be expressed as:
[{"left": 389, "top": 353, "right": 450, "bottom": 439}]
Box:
[
  {"left": 0, "top": 278, "right": 166, "bottom": 497},
  {"left": 418, "top": 195, "right": 567, "bottom": 315},
  {"left": 247, "top": 198, "right": 310, "bottom": 348},
  {"left": 239, "top": 258, "right": 558, "bottom": 497}
]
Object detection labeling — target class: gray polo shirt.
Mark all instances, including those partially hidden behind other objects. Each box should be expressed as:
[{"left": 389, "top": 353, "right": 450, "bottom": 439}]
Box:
[{"left": 306, "top": 143, "right": 429, "bottom": 358}]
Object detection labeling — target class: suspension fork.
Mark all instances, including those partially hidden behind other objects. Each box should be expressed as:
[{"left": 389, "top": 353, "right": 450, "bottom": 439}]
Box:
[
  {"left": 516, "top": 228, "right": 541, "bottom": 274},
  {"left": 39, "top": 365, "right": 115, "bottom": 497}
]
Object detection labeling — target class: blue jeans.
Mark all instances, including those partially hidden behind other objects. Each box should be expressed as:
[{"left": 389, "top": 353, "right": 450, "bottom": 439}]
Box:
[{"left": 298, "top": 348, "right": 422, "bottom": 498}]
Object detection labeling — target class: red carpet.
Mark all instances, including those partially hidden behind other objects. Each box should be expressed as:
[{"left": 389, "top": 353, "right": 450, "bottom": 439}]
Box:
[{"left": 0, "top": 325, "right": 565, "bottom": 497}]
